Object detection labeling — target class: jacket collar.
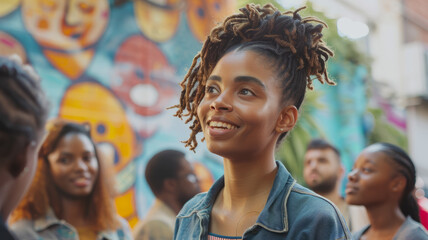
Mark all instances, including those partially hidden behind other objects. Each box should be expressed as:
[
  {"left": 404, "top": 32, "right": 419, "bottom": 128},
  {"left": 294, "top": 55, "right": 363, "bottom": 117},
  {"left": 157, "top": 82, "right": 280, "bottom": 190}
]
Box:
[
  {"left": 33, "top": 208, "right": 118, "bottom": 240},
  {"left": 255, "top": 161, "right": 295, "bottom": 233},
  {"left": 191, "top": 161, "right": 295, "bottom": 233},
  {"left": 34, "top": 208, "right": 61, "bottom": 231}
]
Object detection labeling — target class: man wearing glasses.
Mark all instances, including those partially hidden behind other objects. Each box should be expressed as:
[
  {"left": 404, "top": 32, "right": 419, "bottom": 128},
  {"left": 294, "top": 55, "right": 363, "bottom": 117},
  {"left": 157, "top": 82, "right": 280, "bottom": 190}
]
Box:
[{"left": 134, "top": 149, "right": 201, "bottom": 240}]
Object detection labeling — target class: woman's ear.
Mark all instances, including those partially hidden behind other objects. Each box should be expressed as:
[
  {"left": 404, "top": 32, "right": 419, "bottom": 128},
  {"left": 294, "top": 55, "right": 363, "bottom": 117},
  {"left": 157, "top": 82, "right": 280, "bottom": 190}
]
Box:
[
  {"left": 390, "top": 175, "right": 406, "bottom": 194},
  {"left": 275, "top": 105, "right": 298, "bottom": 133}
]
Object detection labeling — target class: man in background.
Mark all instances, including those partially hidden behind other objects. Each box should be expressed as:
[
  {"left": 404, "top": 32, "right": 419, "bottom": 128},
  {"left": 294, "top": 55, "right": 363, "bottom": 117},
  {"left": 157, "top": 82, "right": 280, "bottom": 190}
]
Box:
[
  {"left": 303, "top": 139, "right": 368, "bottom": 232},
  {"left": 133, "top": 149, "right": 201, "bottom": 240}
]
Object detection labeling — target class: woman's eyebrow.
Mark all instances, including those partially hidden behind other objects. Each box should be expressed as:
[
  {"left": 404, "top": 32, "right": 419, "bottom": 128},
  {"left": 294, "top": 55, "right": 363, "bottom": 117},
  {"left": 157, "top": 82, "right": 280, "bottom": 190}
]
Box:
[
  {"left": 235, "top": 76, "right": 265, "bottom": 89},
  {"left": 207, "top": 75, "right": 266, "bottom": 89},
  {"left": 207, "top": 75, "right": 221, "bottom": 82}
]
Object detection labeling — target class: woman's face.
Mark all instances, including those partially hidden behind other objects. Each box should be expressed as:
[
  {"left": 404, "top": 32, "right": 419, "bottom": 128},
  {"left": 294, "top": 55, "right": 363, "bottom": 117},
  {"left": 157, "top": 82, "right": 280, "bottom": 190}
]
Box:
[
  {"left": 48, "top": 133, "right": 99, "bottom": 198},
  {"left": 197, "top": 50, "right": 284, "bottom": 158},
  {"left": 345, "top": 147, "right": 399, "bottom": 206}
]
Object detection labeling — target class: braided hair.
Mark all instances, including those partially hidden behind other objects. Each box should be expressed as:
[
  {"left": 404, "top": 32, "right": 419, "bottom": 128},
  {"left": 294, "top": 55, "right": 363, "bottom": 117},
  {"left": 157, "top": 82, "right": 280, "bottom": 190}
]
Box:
[
  {"left": 0, "top": 55, "right": 49, "bottom": 175},
  {"left": 171, "top": 4, "right": 334, "bottom": 150},
  {"left": 373, "top": 142, "right": 420, "bottom": 222}
]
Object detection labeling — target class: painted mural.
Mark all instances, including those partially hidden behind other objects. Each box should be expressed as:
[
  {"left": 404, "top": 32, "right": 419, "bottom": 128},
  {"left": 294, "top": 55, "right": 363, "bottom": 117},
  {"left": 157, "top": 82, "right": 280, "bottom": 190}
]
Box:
[{"left": 0, "top": 0, "right": 233, "bottom": 227}]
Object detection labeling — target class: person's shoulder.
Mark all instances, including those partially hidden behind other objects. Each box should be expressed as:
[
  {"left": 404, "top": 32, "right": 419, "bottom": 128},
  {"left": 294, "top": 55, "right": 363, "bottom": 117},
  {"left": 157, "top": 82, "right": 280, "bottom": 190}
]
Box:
[
  {"left": 286, "top": 183, "right": 351, "bottom": 239},
  {"left": 134, "top": 220, "right": 173, "bottom": 240},
  {"left": 176, "top": 192, "right": 208, "bottom": 218},
  {"left": 396, "top": 217, "right": 428, "bottom": 240},
  {"left": 289, "top": 183, "right": 341, "bottom": 214},
  {"left": 9, "top": 219, "right": 39, "bottom": 239}
]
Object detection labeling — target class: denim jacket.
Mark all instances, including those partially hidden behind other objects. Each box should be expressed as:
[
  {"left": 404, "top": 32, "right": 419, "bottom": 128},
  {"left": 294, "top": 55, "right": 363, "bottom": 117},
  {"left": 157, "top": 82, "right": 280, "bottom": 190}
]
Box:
[
  {"left": 11, "top": 208, "right": 132, "bottom": 240},
  {"left": 174, "top": 161, "right": 351, "bottom": 240}
]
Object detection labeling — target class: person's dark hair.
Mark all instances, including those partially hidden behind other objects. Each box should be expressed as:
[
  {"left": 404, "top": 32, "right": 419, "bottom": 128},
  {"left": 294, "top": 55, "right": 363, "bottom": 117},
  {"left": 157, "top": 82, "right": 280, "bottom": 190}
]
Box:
[
  {"left": 306, "top": 138, "right": 340, "bottom": 158},
  {"left": 171, "top": 4, "right": 334, "bottom": 150},
  {"left": 145, "top": 149, "right": 185, "bottom": 195},
  {"left": 0, "top": 55, "right": 49, "bottom": 175},
  {"left": 373, "top": 142, "right": 420, "bottom": 222},
  {"left": 11, "top": 120, "right": 121, "bottom": 231}
]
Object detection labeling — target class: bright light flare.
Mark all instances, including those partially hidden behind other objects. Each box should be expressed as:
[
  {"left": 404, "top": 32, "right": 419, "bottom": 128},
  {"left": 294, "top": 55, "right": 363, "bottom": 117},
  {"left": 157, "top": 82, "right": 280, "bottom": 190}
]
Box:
[{"left": 337, "top": 17, "right": 369, "bottom": 39}]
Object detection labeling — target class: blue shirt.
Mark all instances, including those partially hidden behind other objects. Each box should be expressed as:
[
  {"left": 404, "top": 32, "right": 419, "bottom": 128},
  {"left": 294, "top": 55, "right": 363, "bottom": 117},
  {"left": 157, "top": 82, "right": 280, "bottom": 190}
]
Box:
[{"left": 174, "top": 161, "right": 351, "bottom": 239}]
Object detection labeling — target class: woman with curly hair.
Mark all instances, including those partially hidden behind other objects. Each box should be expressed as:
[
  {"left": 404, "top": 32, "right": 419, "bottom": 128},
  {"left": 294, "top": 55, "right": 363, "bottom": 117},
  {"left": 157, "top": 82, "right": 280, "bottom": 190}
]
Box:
[
  {"left": 171, "top": 3, "right": 350, "bottom": 240},
  {"left": 10, "top": 120, "right": 132, "bottom": 240}
]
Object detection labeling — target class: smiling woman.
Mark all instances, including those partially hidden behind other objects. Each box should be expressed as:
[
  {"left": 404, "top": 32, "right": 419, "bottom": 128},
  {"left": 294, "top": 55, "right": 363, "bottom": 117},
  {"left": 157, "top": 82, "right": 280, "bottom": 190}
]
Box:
[
  {"left": 171, "top": 3, "right": 351, "bottom": 240},
  {"left": 9, "top": 120, "right": 132, "bottom": 240}
]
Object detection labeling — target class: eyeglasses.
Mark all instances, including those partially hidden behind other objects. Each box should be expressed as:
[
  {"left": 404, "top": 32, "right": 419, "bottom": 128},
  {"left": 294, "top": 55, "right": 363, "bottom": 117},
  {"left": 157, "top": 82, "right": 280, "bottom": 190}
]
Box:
[{"left": 177, "top": 173, "right": 198, "bottom": 184}]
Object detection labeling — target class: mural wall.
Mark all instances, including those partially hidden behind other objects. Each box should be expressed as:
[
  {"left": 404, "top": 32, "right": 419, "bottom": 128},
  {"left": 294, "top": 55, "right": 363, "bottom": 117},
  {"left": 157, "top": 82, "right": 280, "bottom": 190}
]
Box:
[{"left": 0, "top": 0, "right": 235, "bottom": 227}]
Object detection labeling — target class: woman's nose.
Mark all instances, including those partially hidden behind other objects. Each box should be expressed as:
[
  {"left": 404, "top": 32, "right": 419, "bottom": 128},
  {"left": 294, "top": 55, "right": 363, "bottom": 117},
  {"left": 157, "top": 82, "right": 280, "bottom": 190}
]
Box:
[
  {"left": 75, "top": 159, "right": 89, "bottom": 171},
  {"left": 348, "top": 169, "right": 358, "bottom": 181},
  {"left": 210, "top": 93, "right": 232, "bottom": 112}
]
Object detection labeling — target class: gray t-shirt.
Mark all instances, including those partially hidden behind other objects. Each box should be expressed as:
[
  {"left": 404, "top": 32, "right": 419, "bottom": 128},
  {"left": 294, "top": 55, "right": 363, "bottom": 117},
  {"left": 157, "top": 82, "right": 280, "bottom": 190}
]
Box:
[{"left": 352, "top": 216, "right": 428, "bottom": 240}]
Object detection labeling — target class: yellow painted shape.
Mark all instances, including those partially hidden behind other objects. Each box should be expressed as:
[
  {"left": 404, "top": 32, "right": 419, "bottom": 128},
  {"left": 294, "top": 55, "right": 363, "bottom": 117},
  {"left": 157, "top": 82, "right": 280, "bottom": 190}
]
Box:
[
  {"left": 43, "top": 49, "right": 93, "bottom": 79},
  {"left": 0, "top": 0, "right": 20, "bottom": 17}
]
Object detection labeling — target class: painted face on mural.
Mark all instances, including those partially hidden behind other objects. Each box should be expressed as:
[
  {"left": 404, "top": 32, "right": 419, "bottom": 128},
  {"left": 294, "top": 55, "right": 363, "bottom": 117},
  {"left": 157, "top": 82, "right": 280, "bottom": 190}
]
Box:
[
  {"left": 187, "top": 0, "right": 234, "bottom": 41},
  {"left": 22, "top": 0, "right": 109, "bottom": 50},
  {"left": 134, "top": 0, "right": 182, "bottom": 42},
  {"left": 111, "top": 35, "right": 178, "bottom": 138}
]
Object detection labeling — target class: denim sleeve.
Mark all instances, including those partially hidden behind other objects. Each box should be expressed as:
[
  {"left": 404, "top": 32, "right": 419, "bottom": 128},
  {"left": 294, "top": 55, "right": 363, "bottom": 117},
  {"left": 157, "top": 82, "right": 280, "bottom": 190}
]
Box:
[{"left": 286, "top": 190, "right": 351, "bottom": 240}]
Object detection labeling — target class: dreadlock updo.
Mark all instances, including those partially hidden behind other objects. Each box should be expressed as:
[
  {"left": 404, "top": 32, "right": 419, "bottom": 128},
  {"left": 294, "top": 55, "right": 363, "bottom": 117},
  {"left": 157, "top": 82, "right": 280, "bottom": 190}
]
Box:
[{"left": 172, "top": 3, "right": 334, "bottom": 150}]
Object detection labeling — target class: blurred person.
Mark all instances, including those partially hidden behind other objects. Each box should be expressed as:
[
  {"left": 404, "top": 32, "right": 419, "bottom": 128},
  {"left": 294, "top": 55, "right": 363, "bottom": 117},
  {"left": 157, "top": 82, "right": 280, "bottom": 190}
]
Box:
[
  {"left": 0, "top": 55, "right": 49, "bottom": 239},
  {"left": 133, "top": 149, "right": 200, "bottom": 240},
  {"left": 10, "top": 120, "right": 132, "bottom": 240},
  {"left": 303, "top": 138, "right": 368, "bottom": 231},
  {"left": 346, "top": 142, "right": 428, "bottom": 239},
  {"left": 171, "top": 3, "right": 351, "bottom": 239}
]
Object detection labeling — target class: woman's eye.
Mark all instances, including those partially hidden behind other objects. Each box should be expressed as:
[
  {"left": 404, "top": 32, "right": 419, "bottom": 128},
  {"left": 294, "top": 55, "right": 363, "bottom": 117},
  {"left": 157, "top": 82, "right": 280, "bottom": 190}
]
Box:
[
  {"left": 362, "top": 167, "right": 372, "bottom": 173},
  {"left": 239, "top": 88, "right": 255, "bottom": 96},
  {"left": 58, "top": 157, "right": 70, "bottom": 164},
  {"left": 206, "top": 86, "right": 218, "bottom": 94}
]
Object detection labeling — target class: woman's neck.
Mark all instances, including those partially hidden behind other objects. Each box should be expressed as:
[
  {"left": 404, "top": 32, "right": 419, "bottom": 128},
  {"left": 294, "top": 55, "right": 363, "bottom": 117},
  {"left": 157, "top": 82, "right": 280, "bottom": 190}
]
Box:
[
  {"left": 221, "top": 154, "right": 277, "bottom": 210},
  {"left": 59, "top": 197, "right": 90, "bottom": 228},
  {"left": 364, "top": 202, "right": 405, "bottom": 238}
]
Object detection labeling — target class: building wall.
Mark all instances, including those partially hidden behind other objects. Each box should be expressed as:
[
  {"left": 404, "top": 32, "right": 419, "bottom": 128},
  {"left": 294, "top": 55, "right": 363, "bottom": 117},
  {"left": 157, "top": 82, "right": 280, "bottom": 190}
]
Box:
[{"left": 402, "top": 0, "right": 428, "bottom": 184}]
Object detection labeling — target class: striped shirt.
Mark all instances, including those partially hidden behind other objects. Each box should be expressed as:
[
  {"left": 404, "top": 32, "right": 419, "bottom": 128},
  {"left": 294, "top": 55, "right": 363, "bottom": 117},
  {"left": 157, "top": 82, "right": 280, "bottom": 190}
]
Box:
[{"left": 208, "top": 233, "right": 242, "bottom": 240}]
